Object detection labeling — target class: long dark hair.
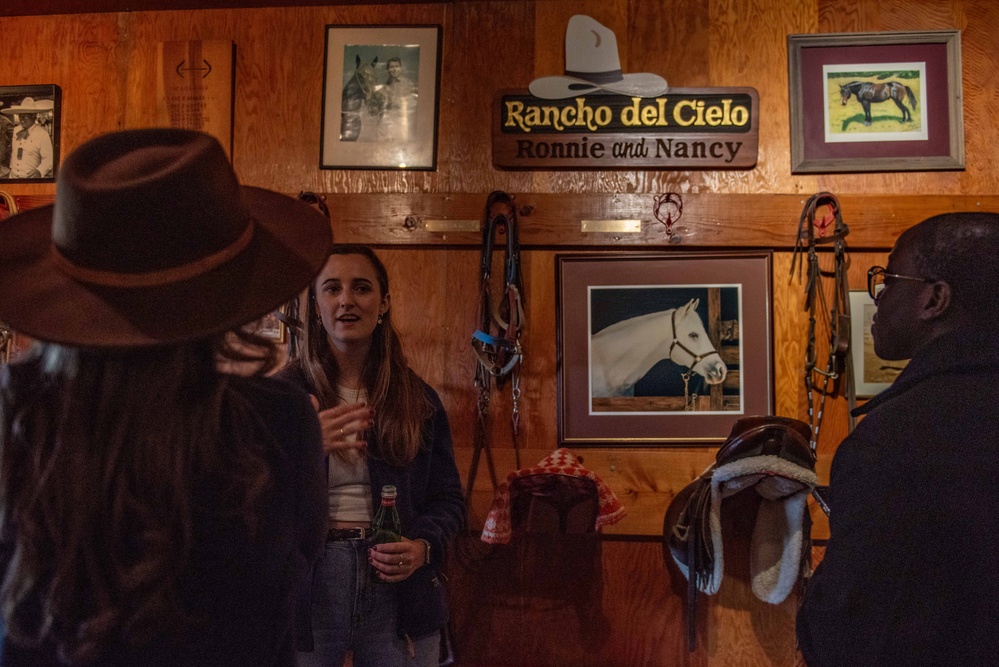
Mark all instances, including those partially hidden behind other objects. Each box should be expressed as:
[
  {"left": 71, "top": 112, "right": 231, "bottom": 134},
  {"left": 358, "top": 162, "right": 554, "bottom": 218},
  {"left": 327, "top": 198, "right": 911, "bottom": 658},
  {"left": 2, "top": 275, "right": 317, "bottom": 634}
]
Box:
[
  {"left": 293, "top": 244, "right": 429, "bottom": 466},
  {"left": 0, "top": 330, "right": 279, "bottom": 663}
]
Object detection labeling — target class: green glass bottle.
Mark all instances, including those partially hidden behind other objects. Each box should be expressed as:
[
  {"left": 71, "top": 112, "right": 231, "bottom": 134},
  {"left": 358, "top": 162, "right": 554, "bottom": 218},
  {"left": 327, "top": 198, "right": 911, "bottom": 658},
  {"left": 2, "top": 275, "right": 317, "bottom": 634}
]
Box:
[
  {"left": 371, "top": 484, "right": 402, "bottom": 546},
  {"left": 371, "top": 485, "right": 402, "bottom": 581}
]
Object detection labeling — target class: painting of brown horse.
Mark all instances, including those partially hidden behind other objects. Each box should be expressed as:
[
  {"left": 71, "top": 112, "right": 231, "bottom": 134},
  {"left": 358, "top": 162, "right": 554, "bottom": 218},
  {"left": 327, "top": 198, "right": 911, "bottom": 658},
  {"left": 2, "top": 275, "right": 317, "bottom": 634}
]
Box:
[{"left": 839, "top": 80, "right": 917, "bottom": 126}]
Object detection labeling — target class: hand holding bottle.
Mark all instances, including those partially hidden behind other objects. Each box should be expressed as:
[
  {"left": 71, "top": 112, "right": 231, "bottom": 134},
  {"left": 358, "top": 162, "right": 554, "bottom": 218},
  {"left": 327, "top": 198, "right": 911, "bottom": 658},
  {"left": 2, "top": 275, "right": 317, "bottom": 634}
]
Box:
[
  {"left": 369, "top": 485, "right": 427, "bottom": 582},
  {"left": 369, "top": 537, "right": 426, "bottom": 583}
]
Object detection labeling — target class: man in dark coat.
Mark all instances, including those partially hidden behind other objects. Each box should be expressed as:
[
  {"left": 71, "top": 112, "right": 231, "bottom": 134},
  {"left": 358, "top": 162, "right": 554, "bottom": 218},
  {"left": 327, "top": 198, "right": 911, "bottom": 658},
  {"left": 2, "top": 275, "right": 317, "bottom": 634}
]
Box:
[{"left": 797, "top": 212, "right": 999, "bottom": 666}]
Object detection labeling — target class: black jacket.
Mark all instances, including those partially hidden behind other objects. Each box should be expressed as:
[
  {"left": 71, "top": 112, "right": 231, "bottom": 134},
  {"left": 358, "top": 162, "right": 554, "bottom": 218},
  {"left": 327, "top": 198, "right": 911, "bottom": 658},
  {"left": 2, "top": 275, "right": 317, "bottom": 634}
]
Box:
[
  {"left": 275, "top": 363, "right": 465, "bottom": 646},
  {"left": 797, "top": 329, "right": 999, "bottom": 666}
]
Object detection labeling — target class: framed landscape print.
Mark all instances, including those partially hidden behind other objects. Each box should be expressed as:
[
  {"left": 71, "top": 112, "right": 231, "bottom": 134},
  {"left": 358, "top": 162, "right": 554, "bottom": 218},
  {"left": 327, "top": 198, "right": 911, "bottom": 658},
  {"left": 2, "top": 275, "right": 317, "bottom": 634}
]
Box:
[
  {"left": 320, "top": 25, "right": 441, "bottom": 170},
  {"left": 556, "top": 251, "right": 773, "bottom": 446},
  {"left": 849, "top": 290, "right": 908, "bottom": 397},
  {"left": 787, "top": 30, "right": 963, "bottom": 173}
]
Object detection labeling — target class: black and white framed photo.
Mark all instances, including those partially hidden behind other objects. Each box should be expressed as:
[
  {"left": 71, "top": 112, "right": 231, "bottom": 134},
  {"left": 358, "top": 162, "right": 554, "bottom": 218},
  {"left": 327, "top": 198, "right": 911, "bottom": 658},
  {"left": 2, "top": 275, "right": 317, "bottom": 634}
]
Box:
[
  {"left": 0, "top": 84, "right": 61, "bottom": 183},
  {"left": 320, "top": 25, "right": 441, "bottom": 170}
]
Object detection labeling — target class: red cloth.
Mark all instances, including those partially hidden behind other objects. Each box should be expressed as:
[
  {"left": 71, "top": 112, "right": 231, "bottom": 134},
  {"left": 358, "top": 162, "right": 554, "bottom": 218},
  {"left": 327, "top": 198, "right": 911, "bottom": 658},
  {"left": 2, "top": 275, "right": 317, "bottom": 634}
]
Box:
[{"left": 481, "top": 448, "right": 626, "bottom": 544}]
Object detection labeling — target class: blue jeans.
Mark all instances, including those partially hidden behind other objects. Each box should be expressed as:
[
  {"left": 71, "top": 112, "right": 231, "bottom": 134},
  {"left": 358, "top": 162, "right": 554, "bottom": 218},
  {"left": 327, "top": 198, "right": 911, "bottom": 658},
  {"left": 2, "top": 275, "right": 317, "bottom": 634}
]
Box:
[{"left": 296, "top": 539, "right": 439, "bottom": 667}]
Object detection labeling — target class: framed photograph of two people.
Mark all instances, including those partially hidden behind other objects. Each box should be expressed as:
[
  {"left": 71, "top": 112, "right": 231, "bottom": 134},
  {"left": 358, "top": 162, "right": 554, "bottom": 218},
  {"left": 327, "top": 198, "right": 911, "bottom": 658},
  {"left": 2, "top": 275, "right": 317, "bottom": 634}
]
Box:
[
  {"left": 556, "top": 252, "right": 774, "bottom": 446},
  {"left": 320, "top": 24, "right": 441, "bottom": 171},
  {"left": 787, "top": 30, "right": 964, "bottom": 173}
]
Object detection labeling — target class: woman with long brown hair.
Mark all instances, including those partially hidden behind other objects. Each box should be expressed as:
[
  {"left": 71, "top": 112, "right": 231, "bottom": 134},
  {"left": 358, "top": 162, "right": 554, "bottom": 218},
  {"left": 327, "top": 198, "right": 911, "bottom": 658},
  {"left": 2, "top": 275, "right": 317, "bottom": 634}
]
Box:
[
  {"left": 277, "top": 244, "right": 464, "bottom": 667},
  {"left": 0, "top": 129, "right": 330, "bottom": 665}
]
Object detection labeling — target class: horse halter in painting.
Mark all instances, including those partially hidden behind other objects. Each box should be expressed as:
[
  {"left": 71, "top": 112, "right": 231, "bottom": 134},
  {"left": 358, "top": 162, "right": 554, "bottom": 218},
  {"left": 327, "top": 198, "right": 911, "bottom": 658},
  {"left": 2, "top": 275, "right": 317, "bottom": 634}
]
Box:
[
  {"left": 668, "top": 306, "right": 721, "bottom": 369},
  {"left": 467, "top": 191, "right": 526, "bottom": 509},
  {"left": 790, "top": 192, "right": 854, "bottom": 455},
  {"left": 668, "top": 306, "right": 722, "bottom": 411}
]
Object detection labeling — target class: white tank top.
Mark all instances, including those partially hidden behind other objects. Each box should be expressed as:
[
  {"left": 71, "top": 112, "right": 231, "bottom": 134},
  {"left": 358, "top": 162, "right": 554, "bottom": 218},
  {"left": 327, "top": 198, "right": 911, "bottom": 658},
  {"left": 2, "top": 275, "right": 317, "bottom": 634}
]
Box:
[{"left": 328, "top": 385, "right": 373, "bottom": 523}]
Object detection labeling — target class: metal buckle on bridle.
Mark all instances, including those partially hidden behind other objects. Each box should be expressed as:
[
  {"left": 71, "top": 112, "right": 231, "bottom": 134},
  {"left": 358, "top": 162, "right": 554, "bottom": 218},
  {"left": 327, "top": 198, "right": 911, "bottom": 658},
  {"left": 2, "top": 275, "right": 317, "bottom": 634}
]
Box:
[{"left": 471, "top": 330, "right": 521, "bottom": 377}]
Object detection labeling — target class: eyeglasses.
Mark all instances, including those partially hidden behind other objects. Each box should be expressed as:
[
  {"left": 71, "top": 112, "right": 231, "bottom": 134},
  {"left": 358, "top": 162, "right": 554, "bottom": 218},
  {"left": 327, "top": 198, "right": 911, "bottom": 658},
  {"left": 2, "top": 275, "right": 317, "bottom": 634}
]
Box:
[{"left": 867, "top": 266, "right": 933, "bottom": 302}]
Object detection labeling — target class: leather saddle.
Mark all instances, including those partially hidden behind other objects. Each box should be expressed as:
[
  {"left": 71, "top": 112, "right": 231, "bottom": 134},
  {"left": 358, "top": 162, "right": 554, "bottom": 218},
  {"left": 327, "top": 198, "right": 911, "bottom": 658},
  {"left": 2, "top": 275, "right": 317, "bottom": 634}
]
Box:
[{"left": 662, "top": 416, "right": 817, "bottom": 651}]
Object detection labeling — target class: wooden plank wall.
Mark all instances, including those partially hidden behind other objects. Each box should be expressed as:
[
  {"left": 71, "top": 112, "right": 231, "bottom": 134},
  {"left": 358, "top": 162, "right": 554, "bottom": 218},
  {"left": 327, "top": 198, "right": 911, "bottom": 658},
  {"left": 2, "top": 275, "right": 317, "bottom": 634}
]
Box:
[{"left": 1, "top": 1, "right": 997, "bottom": 664}]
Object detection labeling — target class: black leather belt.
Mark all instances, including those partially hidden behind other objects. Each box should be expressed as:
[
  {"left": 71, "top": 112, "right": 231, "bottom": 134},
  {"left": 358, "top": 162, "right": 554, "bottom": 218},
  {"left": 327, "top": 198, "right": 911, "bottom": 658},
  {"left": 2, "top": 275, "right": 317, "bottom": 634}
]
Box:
[{"left": 328, "top": 527, "right": 371, "bottom": 541}]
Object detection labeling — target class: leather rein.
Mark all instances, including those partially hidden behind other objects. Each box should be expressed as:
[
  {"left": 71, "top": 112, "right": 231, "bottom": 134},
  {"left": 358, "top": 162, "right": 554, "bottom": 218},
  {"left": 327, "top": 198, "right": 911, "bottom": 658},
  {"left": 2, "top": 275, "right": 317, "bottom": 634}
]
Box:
[
  {"left": 790, "top": 192, "right": 854, "bottom": 455},
  {"left": 467, "top": 191, "right": 525, "bottom": 508}
]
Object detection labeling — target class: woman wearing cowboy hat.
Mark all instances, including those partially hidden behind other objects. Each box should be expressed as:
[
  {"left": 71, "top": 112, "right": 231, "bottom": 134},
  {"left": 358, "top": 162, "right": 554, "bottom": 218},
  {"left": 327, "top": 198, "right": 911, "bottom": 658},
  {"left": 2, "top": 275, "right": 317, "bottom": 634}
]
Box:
[
  {"left": 2, "top": 97, "right": 54, "bottom": 179},
  {"left": 0, "top": 128, "right": 331, "bottom": 664}
]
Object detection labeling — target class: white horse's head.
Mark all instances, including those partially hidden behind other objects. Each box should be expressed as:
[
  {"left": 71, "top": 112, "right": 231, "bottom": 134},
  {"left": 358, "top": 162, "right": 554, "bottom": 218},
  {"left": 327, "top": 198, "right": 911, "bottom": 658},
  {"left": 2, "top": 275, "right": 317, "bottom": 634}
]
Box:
[{"left": 670, "top": 299, "right": 727, "bottom": 385}]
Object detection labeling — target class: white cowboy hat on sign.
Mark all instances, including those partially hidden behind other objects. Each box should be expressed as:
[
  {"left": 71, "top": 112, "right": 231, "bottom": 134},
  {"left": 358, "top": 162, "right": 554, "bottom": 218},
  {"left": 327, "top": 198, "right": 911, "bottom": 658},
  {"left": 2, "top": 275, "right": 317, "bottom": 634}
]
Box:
[{"left": 529, "top": 15, "right": 668, "bottom": 99}]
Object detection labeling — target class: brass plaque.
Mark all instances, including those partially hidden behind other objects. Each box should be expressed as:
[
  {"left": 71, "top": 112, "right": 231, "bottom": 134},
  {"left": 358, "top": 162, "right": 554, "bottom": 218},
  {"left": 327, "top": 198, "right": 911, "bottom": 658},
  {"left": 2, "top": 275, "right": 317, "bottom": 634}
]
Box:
[
  {"left": 580, "top": 219, "right": 642, "bottom": 233},
  {"left": 423, "top": 219, "right": 480, "bottom": 232}
]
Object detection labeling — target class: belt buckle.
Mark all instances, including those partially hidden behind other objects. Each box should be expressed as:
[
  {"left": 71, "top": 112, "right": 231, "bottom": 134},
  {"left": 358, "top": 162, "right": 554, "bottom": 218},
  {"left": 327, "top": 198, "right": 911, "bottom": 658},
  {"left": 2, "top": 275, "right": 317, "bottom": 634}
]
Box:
[{"left": 328, "top": 527, "right": 369, "bottom": 541}]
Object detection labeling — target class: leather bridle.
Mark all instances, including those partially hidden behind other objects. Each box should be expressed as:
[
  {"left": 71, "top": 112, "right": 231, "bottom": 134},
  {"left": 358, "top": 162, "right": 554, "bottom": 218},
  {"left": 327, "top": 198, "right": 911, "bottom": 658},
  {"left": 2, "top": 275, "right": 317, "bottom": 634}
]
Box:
[
  {"left": 467, "top": 191, "right": 525, "bottom": 511},
  {"left": 790, "top": 192, "right": 854, "bottom": 457}
]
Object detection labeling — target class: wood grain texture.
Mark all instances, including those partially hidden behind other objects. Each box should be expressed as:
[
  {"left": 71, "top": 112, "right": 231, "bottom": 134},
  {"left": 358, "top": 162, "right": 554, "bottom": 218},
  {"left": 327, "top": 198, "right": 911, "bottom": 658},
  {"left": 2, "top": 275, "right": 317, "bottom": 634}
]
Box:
[
  {"left": 3, "top": 1, "right": 998, "bottom": 664},
  {"left": 448, "top": 508, "right": 798, "bottom": 666},
  {"left": 0, "top": 14, "right": 122, "bottom": 197},
  {"left": 316, "top": 192, "right": 999, "bottom": 248}
]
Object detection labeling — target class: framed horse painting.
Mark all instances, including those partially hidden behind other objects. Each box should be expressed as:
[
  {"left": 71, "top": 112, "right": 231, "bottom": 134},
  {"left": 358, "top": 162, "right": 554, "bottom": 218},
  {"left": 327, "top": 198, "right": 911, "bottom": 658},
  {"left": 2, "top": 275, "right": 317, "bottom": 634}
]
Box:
[
  {"left": 556, "top": 251, "right": 773, "bottom": 446},
  {"left": 787, "top": 30, "right": 963, "bottom": 173},
  {"left": 320, "top": 25, "right": 441, "bottom": 170}
]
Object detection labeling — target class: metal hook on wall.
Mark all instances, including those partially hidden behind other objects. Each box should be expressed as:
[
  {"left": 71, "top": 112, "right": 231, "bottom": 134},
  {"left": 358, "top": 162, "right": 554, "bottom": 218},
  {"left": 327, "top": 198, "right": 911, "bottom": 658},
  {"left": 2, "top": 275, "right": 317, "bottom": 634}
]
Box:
[{"left": 653, "top": 193, "right": 683, "bottom": 243}]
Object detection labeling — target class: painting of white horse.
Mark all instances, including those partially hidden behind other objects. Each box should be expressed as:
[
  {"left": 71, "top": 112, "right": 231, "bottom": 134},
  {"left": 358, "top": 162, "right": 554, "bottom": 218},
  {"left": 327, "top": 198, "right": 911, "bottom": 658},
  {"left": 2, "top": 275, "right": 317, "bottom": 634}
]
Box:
[{"left": 590, "top": 298, "right": 727, "bottom": 398}]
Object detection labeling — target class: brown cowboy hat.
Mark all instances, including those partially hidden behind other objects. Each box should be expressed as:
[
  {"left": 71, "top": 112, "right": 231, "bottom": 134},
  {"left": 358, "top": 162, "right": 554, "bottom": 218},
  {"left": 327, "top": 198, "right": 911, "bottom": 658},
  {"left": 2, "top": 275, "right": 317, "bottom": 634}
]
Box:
[{"left": 0, "top": 128, "right": 332, "bottom": 347}]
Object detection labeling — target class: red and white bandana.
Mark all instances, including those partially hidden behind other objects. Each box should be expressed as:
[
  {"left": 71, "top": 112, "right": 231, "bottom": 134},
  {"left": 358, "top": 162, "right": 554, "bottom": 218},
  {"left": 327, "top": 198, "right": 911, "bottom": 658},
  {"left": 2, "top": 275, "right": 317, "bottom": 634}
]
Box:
[{"left": 481, "top": 448, "right": 627, "bottom": 544}]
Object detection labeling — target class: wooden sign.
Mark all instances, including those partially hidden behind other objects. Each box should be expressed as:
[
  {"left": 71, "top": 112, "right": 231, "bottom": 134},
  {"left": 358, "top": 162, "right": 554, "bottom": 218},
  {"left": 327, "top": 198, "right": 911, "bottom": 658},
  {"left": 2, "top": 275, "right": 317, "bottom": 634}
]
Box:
[
  {"left": 493, "top": 87, "right": 759, "bottom": 170},
  {"left": 155, "top": 40, "right": 235, "bottom": 156}
]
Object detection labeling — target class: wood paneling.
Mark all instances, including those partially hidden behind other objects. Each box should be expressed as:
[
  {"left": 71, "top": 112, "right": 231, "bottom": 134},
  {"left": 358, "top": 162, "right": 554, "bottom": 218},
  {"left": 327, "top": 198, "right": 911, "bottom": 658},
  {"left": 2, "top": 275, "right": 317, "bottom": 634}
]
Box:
[{"left": 1, "top": 1, "right": 995, "bottom": 664}]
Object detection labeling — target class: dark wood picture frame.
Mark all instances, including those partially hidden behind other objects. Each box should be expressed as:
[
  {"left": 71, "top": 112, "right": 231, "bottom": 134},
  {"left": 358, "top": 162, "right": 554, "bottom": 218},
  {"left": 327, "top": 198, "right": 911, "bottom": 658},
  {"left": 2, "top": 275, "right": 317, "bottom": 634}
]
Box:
[
  {"left": 787, "top": 30, "right": 963, "bottom": 173},
  {"left": 0, "top": 84, "right": 61, "bottom": 183},
  {"left": 556, "top": 251, "right": 773, "bottom": 446},
  {"left": 320, "top": 24, "right": 441, "bottom": 170}
]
